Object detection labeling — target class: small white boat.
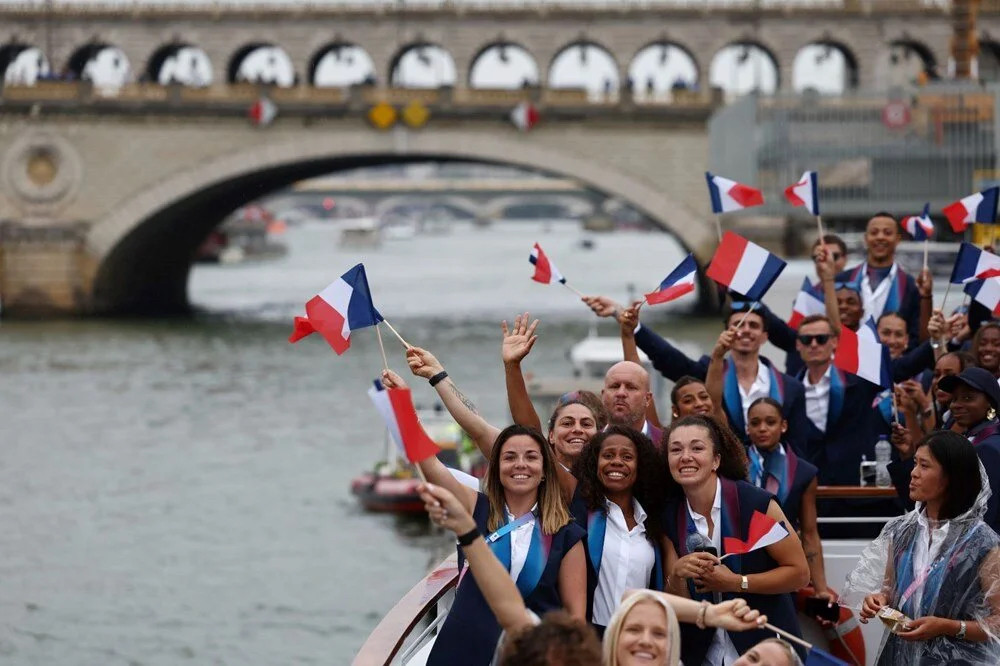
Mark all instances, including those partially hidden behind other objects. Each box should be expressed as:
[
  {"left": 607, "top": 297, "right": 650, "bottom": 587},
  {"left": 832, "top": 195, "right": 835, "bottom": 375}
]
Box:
[{"left": 338, "top": 217, "right": 382, "bottom": 249}]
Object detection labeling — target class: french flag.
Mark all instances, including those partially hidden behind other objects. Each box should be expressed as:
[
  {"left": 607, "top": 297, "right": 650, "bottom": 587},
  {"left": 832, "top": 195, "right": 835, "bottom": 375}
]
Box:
[
  {"left": 784, "top": 171, "right": 820, "bottom": 216},
  {"left": 706, "top": 231, "right": 787, "bottom": 302},
  {"left": 645, "top": 254, "right": 698, "bottom": 305},
  {"left": 529, "top": 243, "right": 565, "bottom": 284},
  {"left": 901, "top": 203, "right": 935, "bottom": 241},
  {"left": 787, "top": 278, "right": 825, "bottom": 329},
  {"left": 367, "top": 380, "right": 442, "bottom": 464},
  {"left": 723, "top": 510, "right": 789, "bottom": 556},
  {"left": 289, "top": 264, "right": 383, "bottom": 354},
  {"left": 705, "top": 172, "right": 764, "bottom": 213},
  {"left": 833, "top": 317, "right": 891, "bottom": 388},
  {"left": 943, "top": 187, "right": 999, "bottom": 232},
  {"left": 949, "top": 242, "right": 1000, "bottom": 284},
  {"left": 964, "top": 277, "right": 1000, "bottom": 317}
]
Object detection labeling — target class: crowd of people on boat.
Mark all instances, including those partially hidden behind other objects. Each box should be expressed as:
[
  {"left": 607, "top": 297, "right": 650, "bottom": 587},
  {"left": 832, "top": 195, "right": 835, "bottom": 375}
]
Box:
[{"left": 380, "top": 213, "right": 1000, "bottom": 665}]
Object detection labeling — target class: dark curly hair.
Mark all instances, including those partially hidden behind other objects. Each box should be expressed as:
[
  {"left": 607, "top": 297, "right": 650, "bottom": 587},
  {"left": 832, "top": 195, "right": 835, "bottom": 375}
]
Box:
[
  {"left": 664, "top": 414, "right": 748, "bottom": 482},
  {"left": 499, "top": 610, "right": 602, "bottom": 666},
  {"left": 572, "top": 425, "right": 668, "bottom": 541}
]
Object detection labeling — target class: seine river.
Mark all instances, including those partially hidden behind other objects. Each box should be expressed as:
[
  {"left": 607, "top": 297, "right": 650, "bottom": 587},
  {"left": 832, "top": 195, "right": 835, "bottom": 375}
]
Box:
[{"left": 0, "top": 222, "right": 812, "bottom": 664}]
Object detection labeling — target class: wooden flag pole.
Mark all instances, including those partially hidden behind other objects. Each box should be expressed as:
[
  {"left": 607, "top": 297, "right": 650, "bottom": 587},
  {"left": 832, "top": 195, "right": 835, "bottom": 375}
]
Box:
[
  {"left": 734, "top": 301, "right": 759, "bottom": 329},
  {"left": 763, "top": 622, "right": 813, "bottom": 651},
  {"left": 375, "top": 324, "right": 390, "bottom": 371},
  {"left": 714, "top": 213, "right": 723, "bottom": 242},
  {"left": 382, "top": 318, "right": 412, "bottom": 349},
  {"left": 414, "top": 464, "right": 428, "bottom": 483},
  {"left": 940, "top": 281, "right": 953, "bottom": 315},
  {"left": 923, "top": 239, "right": 929, "bottom": 272},
  {"left": 815, "top": 214, "right": 826, "bottom": 245},
  {"left": 562, "top": 282, "right": 586, "bottom": 298}
]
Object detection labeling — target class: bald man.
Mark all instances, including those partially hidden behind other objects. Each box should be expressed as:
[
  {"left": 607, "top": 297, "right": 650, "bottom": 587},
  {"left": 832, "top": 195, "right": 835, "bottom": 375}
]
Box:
[{"left": 602, "top": 361, "right": 663, "bottom": 446}]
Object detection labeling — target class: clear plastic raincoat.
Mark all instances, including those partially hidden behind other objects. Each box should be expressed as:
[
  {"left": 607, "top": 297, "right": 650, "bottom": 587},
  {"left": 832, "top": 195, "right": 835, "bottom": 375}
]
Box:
[{"left": 842, "top": 461, "right": 1000, "bottom": 665}]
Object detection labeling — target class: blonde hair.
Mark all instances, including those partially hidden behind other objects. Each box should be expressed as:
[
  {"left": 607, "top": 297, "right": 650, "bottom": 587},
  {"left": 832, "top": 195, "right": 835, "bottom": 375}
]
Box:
[
  {"left": 485, "top": 425, "right": 570, "bottom": 534},
  {"left": 754, "top": 638, "right": 804, "bottom": 666},
  {"left": 603, "top": 591, "right": 681, "bottom": 666}
]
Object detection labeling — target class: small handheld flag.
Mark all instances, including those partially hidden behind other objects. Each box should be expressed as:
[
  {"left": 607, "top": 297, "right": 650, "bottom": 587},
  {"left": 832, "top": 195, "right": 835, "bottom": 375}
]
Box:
[
  {"left": 787, "top": 278, "right": 825, "bottom": 329},
  {"left": 964, "top": 277, "right": 1000, "bottom": 316},
  {"left": 943, "top": 187, "right": 1000, "bottom": 232},
  {"left": 529, "top": 243, "right": 565, "bottom": 285},
  {"left": 833, "top": 317, "right": 891, "bottom": 388},
  {"left": 645, "top": 254, "right": 697, "bottom": 305},
  {"left": 705, "top": 172, "right": 764, "bottom": 213},
  {"left": 784, "top": 171, "right": 820, "bottom": 216},
  {"left": 289, "top": 263, "right": 383, "bottom": 355},
  {"left": 368, "top": 381, "right": 442, "bottom": 464},
  {"left": 901, "top": 203, "right": 935, "bottom": 241},
  {"left": 706, "top": 231, "right": 787, "bottom": 302},
  {"left": 722, "top": 510, "right": 790, "bottom": 555},
  {"left": 950, "top": 242, "right": 1000, "bottom": 284}
]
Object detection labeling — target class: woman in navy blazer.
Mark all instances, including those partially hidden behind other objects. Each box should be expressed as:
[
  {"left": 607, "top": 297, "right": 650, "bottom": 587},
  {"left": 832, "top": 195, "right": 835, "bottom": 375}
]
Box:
[{"left": 660, "top": 415, "right": 810, "bottom": 666}]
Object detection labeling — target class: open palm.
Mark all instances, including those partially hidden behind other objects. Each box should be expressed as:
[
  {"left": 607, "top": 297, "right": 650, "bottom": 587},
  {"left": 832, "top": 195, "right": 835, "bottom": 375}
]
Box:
[{"left": 501, "top": 313, "right": 539, "bottom": 364}]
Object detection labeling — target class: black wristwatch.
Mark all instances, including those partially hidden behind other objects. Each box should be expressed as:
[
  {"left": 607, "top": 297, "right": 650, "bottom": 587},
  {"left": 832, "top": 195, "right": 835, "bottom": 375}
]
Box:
[
  {"left": 429, "top": 371, "right": 449, "bottom": 387},
  {"left": 457, "top": 527, "right": 480, "bottom": 547}
]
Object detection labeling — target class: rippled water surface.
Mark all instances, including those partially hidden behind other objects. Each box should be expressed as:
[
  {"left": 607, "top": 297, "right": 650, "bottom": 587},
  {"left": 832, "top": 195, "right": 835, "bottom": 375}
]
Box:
[{"left": 0, "top": 222, "right": 813, "bottom": 664}]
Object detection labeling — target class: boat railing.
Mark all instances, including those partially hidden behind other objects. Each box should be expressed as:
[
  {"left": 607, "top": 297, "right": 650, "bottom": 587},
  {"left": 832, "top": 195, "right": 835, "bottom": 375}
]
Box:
[
  {"left": 815, "top": 485, "right": 900, "bottom": 524},
  {"left": 354, "top": 554, "right": 459, "bottom": 666}
]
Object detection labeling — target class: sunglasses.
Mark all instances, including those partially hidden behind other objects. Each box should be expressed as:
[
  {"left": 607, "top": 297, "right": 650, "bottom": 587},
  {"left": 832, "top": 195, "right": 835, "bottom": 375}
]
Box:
[{"left": 798, "top": 334, "right": 832, "bottom": 346}]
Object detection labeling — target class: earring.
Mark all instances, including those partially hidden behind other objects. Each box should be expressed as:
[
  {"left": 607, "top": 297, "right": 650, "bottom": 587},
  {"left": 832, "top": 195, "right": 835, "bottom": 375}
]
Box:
[{"left": 989, "top": 408, "right": 997, "bottom": 421}]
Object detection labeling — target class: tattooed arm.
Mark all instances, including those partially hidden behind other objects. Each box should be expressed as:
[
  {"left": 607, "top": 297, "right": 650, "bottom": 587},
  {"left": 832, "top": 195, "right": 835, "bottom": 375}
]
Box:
[
  {"left": 406, "top": 347, "right": 502, "bottom": 456},
  {"left": 799, "top": 478, "right": 837, "bottom": 606}
]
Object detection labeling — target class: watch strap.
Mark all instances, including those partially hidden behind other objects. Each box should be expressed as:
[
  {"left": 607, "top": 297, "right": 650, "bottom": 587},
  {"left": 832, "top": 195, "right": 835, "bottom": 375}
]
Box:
[{"left": 456, "top": 527, "right": 480, "bottom": 547}]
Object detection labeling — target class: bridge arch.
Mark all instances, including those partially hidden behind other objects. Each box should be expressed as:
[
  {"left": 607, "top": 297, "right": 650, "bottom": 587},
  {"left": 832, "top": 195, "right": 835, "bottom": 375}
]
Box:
[
  {"left": 308, "top": 42, "right": 376, "bottom": 87},
  {"left": 146, "top": 43, "right": 213, "bottom": 86},
  {"left": 549, "top": 40, "right": 620, "bottom": 95},
  {"left": 468, "top": 42, "right": 540, "bottom": 89},
  {"left": 67, "top": 42, "right": 131, "bottom": 87},
  {"left": 874, "top": 38, "right": 937, "bottom": 88},
  {"left": 87, "top": 133, "right": 711, "bottom": 315},
  {"left": 0, "top": 43, "right": 49, "bottom": 85},
  {"left": 792, "top": 40, "right": 859, "bottom": 94},
  {"left": 389, "top": 42, "right": 456, "bottom": 89},
  {"left": 709, "top": 40, "right": 779, "bottom": 97},
  {"left": 227, "top": 43, "right": 296, "bottom": 86},
  {"left": 627, "top": 40, "right": 699, "bottom": 100}
]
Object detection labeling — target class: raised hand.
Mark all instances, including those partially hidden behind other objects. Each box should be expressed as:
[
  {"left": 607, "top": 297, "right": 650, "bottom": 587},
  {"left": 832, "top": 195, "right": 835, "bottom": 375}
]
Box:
[
  {"left": 406, "top": 346, "right": 446, "bottom": 380},
  {"left": 381, "top": 368, "right": 409, "bottom": 390},
  {"left": 620, "top": 301, "right": 642, "bottom": 335},
  {"left": 948, "top": 312, "right": 971, "bottom": 343},
  {"left": 706, "top": 598, "right": 767, "bottom": 631},
  {"left": 917, "top": 268, "right": 933, "bottom": 298},
  {"left": 927, "top": 309, "right": 946, "bottom": 341},
  {"left": 501, "top": 313, "right": 539, "bottom": 365},
  {"left": 712, "top": 327, "right": 737, "bottom": 360},
  {"left": 813, "top": 244, "right": 837, "bottom": 283},
  {"left": 418, "top": 482, "right": 477, "bottom": 536},
  {"left": 581, "top": 295, "right": 622, "bottom": 321}
]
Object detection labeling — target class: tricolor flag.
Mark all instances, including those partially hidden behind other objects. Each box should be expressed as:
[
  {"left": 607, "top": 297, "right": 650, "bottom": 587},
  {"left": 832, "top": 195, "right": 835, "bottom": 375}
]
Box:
[
  {"left": 249, "top": 96, "right": 277, "bottom": 127},
  {"left": 705, "top": 172, "right": 764, "bottom": 213},
  {"left": 706, "top": 231, "right": 787, "bottom": 302},
  {"left": 949, "top": 242, "right": 1000, "bottom": 284},
  {"left": 510, "top": 101, "right": 539, "bottom": 132},
  {"left": 943, "top": 187, "right": 1000, "bottom": 232},
  {"left": 529, "top": 243, "right": 565, "bottom": 284},
  {"left": 787, "top": 278, "right": 825, "bottom": 329},
  {"left": 833, "top": 317, "right": 891, "bottom": 388},
  {"left": 964, "top": 277, "right": 1000, "bottom": 316},
  {"left": 784, "top": 171, "right": 820, "bottom": 216},
  {"left": 645, "top": 254, "right": 697, "bottom": 305},
  {"left": 367, "top": 381, "right": 442, "bottom": 463},
  {"left": 289, "top": 263, "right": 383, "bottom": 354},
  {"left": 901, "top": 203, "right": 935, "bottom": 241},
  {"left": 722, "top": 510, "right": 789, "bottom": 555}
]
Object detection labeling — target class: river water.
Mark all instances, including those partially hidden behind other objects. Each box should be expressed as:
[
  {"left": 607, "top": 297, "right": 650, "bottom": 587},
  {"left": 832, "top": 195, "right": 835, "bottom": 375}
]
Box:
[{"left": 0, "top": 222, "right": 815, "bottom": 664}]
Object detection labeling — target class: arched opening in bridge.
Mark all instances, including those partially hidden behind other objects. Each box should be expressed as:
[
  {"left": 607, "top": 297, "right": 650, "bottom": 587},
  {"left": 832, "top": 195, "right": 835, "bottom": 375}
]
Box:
[
  {"left": 709, "top": 42, "right": 778, "bottom": 97},
  {"left": 67, "top": 42, "right": 131, "bottom": 88},
  {"left": 627, "top": 41, "right": 698, "bottom": 101},
  {"left": 389, "top": 43, "right": 456, "bottom": 89},
  {"left": 875, "top": 40, "right": 937, "bottom": 89},
  {"left": 792, "top": 41, "right": 858, "bottom": 94},
  {"left": 146, "top": 43, "right": 213, "bottom": 86},
  {"left": 91, "top": 155, "right": 696, "bottom": 317},
  {"left": 468, "top": 42, "right": 539, "bottom": 89},
  {"left": 548, "top": 41, "right": 620, "bottom": 96},
  {"left": 309, "top": 43, "right": 376, "bottom": 87},
  {"left": 228, "top": 43, "right": 296, "bottom": 87},
  {"left": 0, "top": 43, "right": 49, "bottom": 85}
]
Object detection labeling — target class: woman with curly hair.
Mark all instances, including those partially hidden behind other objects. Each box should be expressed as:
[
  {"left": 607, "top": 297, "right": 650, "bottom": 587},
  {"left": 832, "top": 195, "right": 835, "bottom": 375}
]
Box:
[
  {"left": 661, "top": 414, "right": 809, "bottom": 666},
  {"left": 561, "top": 425, "right": 670, "bottom": 634}
]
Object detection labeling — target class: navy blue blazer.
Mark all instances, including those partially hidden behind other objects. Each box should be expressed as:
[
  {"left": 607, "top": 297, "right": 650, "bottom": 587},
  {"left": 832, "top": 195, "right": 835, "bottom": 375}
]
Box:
[
  {"left": 836, "top": 263, "right": 921, "bottom": 348},
  {"left": 634, "top": 326, "right": 809, "bottom": 454},
  {"left": 428, "top": 494, "right": 585, "bottom": 666},
  {"left": 661, "top": 479, "right": 804, "bottom": 666},
  {"left": 747, "top": 445, "right": 818, "bottom": 531}
]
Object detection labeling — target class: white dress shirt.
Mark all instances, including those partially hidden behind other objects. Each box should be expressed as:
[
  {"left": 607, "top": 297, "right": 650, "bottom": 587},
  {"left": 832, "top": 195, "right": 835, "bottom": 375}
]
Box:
[
  {"left": 592, "top": 498, "right": 656, "bottom": 626},
  {"left": 803, "top": 366, "right": 832, "bottom": 433},
  {"left": 687, "top": 478, "right": 740, "bottom": 666},
  {"left": 737, "top": 361, "right": 771, "bottom": 428},
  {"left": 910, "top": 506, "right": 951, "bottom": 612},
  {"left": 504, "top": 503, "right": 537, "bottom": 583},
  {"left": 860, "top": 261, "right": 899, "bottom": 323}
]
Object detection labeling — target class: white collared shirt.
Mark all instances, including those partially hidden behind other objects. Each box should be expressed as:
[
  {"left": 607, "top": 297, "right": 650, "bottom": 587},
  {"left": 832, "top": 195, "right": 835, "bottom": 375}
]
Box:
[
  {"left": 803, "top": 366, "right": 832, "bottom": 433},
  {"left": 737, "top": 361, "right": 771, "bottom": 428},
  {"left": 911, "top": 506, "right": 951, "bottom": 612},
  {"left": 860, "top": 261, "right": 899, "bottom": 323},
  {"left": 592, "top": 498, "right": 655, "bottom": 626},
  {"left": 504, "top": 503, "right": 537, "bottom": 583},
  {"left": 687, "top": 479, "right": 740, "bottom": 666}
]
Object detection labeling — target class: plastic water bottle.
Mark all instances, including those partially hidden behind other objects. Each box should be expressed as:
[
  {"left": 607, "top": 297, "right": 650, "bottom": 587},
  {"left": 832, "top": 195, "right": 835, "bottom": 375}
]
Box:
[
  {"left": 875, "top": 435, "right": 892, "bottom": 487},
  {"left": 859, "top": 455, "right": 876, "bottom": 487}
]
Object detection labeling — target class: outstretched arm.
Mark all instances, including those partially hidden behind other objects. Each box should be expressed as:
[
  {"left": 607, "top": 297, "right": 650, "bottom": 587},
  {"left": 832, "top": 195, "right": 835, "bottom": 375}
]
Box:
[
  {"left": 917, "top": 268, "right": 933, "bottom": 344},
  {"left": 405, "top": 347, "right": 502, "bottom": 457},
  {"left": 621, "top": 302, "right": 663, "bottom": 429},
  {"left": 501, "top": 313, "right": 543, "bottom": 433},
  {"left": 799, "top": 479, "right": 835, "bottom": 605},
  {"left": 381, "top": 370, "right": 479, "bottom": 513},
  {"left": 705, "top": 327, "right": 735, "bottom": 426},
  {"left": 814, "top": 246, "right": 840, "bottom": 335},
  {"left": 621, "top": 589, "right": 766, "bottom": 632}
]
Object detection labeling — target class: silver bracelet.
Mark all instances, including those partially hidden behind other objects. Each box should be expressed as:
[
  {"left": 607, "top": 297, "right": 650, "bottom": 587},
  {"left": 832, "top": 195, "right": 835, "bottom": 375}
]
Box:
[{"left": 695, "top": 601, "right": 709, "bottom": 629}]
